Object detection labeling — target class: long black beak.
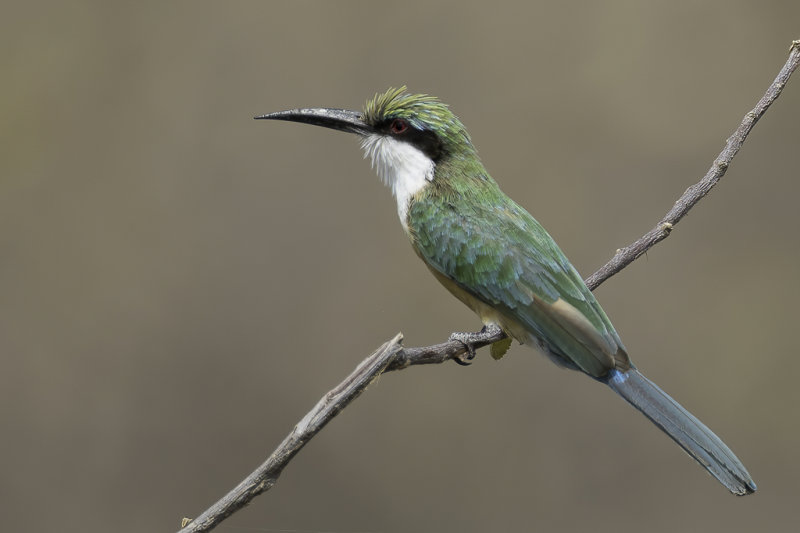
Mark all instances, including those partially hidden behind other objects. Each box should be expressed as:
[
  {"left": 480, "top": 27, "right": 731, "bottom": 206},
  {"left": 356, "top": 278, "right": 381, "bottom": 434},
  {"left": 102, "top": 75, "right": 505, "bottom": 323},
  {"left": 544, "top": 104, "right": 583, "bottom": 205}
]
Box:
[{"left": 254, "top": 108, "right": 373, "bottom": 135}]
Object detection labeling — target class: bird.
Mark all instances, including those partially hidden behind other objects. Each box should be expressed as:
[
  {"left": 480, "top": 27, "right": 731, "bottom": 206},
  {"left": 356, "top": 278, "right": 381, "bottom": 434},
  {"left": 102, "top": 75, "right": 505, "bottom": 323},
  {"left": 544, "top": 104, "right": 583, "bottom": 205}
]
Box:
[{"left": 256, "top": 86, "right": 756, "bottom": 495}]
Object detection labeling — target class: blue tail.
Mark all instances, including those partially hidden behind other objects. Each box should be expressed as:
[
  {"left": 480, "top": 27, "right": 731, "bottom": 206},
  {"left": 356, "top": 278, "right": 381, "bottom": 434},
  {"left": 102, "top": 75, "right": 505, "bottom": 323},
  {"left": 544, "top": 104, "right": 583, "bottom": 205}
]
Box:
[{"left": 605, "top": 368, "right": 756, "bottom": 495}]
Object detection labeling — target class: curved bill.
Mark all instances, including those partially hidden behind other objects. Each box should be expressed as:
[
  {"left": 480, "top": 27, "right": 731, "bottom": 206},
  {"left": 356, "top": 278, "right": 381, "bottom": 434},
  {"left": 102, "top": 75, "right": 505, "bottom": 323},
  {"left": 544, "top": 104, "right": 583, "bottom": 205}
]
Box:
[{"left": 254, "top": 108, "right": 373, "bottom": 135}]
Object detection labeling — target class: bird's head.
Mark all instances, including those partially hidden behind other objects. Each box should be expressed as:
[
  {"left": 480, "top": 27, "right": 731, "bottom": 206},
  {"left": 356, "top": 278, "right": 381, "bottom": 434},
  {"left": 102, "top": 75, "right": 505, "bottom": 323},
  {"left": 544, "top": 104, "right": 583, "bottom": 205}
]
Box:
[
  {"left": 257, "top": 86, "right": 474, "bottom": 160},
  {"left": 257, "top": 87, "right": 479, "bottom": 203}
]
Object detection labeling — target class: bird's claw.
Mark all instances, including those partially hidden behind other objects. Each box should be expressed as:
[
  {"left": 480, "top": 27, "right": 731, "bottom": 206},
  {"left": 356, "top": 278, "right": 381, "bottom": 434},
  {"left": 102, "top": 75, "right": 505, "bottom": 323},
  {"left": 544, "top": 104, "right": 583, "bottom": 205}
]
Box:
[
  {"left": 449, "top": 324, "right": 503, "bottom": 366},
  {"left": 449, "top": 333, "right": 477, "bottom": 366}
]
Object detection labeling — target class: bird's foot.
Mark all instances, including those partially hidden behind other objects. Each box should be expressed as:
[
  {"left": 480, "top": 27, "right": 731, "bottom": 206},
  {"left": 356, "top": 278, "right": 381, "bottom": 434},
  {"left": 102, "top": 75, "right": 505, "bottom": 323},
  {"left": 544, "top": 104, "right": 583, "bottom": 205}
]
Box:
[{"left": 448, "top": 324, "right": 504, "bottom": 366}]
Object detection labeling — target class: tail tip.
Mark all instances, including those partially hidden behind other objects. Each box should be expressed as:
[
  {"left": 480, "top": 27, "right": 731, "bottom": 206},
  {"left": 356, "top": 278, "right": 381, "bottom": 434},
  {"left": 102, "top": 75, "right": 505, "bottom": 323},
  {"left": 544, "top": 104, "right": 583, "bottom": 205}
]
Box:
[
  {"left": 732, "top": 478, "right": 757, "bottom": 496},
  {"left": 743, "top": 479, "right": 757, "bottom": 495}
]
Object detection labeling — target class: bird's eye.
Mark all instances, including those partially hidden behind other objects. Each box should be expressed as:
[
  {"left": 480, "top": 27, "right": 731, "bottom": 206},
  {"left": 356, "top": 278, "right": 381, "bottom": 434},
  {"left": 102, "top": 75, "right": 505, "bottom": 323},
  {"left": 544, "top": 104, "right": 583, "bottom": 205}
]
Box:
[{"left": 390, "top": 119, "right": 409, "bottom": 134}]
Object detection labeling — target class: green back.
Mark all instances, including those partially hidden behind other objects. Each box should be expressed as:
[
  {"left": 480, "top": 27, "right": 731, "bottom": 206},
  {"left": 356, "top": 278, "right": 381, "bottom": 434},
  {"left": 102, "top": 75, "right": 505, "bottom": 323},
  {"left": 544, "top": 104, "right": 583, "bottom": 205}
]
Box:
[{"left": 407, "top": 163, "right": 627, "bottom": 377}]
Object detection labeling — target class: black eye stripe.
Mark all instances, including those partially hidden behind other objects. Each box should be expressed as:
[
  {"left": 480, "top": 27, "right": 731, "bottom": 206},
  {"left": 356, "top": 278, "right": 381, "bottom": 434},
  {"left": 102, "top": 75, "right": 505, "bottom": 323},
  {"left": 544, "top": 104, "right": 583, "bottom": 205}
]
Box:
[{"left": 379, "top": 119, "right": 442, "bottom": 161}]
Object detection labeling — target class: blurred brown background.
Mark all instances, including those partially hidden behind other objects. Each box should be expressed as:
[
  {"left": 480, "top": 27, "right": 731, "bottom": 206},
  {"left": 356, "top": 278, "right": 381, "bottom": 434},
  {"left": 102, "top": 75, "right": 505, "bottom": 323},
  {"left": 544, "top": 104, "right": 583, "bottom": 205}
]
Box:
[{"left": 2, "top": 2, "right": 799, "bottom": 532}]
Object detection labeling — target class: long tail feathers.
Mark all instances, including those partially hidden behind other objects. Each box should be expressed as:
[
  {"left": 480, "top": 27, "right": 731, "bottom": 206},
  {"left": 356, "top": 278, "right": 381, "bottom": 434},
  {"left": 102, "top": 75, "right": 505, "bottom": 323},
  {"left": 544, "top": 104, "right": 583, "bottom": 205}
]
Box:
[{"left": 605, "top": 368, "right": 756, "bottom": 496}]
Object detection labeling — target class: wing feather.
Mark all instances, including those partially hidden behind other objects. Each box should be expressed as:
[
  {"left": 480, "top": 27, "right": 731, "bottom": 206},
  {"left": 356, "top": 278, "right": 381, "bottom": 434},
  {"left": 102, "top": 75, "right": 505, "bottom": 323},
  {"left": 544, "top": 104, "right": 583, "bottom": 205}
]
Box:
[{"left": 409, "top": 188, "right": 629, "bottom": 377}]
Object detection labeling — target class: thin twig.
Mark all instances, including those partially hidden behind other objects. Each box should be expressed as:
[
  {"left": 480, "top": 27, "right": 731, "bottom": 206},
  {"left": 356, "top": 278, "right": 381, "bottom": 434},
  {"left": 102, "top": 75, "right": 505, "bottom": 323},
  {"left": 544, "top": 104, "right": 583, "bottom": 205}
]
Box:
[
  {"left": 178, "top": 40, "right": 800, "bottom": 532},
  {"left": 179, "top": 336, "right": 405, "bottom": 532},
  {"left": 585, "top": 39, "right": 800, "bottom": 290}
]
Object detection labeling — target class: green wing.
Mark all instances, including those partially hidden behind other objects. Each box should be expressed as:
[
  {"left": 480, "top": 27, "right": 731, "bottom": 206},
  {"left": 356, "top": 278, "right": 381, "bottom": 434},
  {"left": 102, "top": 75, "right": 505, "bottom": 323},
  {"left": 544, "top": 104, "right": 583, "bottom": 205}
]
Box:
[{"left": 408, "top": 182, "right": 629, "bottom": 378}]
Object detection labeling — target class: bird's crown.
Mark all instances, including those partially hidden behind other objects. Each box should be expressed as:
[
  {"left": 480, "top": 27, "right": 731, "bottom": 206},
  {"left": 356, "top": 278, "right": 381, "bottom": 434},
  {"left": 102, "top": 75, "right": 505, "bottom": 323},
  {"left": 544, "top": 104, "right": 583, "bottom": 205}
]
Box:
[{"left": 363, "top": 86, "right": 474, "bottom": 156}]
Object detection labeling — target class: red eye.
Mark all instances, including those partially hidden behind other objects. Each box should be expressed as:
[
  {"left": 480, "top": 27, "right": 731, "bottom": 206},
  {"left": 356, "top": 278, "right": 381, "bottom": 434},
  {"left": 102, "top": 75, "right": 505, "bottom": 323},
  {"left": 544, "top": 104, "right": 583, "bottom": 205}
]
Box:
[{"left": 390, "top": 119, "right": 408, "bottom": 134}]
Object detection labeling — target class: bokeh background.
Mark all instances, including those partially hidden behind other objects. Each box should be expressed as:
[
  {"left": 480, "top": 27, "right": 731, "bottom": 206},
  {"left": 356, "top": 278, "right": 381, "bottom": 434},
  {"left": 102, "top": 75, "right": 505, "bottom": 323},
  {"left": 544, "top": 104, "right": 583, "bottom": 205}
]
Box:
[{"left": 2, "top": 2, "right": 799, "bottom": 532}]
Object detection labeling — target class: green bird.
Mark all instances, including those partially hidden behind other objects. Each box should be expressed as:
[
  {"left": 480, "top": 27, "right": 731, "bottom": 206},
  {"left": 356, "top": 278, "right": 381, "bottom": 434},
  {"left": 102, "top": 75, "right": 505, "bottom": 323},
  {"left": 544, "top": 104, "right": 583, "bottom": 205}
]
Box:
[{"left": 256, "top": 87, "right": 756, "bottom": 495}]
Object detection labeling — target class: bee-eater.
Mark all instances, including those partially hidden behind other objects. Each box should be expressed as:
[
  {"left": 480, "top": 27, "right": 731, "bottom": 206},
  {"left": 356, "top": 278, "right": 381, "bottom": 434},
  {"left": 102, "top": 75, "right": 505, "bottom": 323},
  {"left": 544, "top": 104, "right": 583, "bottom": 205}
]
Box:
[{"left": 256, "top": 87, "right": 755, "bottom": 495}]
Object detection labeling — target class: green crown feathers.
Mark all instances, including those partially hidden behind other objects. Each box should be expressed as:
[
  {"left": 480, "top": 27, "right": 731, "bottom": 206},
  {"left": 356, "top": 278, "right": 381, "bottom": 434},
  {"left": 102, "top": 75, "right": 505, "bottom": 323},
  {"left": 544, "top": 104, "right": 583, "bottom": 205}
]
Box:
[{"left": 363, "top": 86, "right": 473, "bottom": 150}]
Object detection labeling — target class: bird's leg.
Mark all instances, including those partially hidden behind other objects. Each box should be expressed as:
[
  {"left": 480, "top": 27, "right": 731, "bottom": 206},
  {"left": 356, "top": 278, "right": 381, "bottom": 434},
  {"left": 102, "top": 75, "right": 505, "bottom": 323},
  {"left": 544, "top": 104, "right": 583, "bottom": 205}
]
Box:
[{"left": 449, "top": 324, "right": 504, "bottom": 365}]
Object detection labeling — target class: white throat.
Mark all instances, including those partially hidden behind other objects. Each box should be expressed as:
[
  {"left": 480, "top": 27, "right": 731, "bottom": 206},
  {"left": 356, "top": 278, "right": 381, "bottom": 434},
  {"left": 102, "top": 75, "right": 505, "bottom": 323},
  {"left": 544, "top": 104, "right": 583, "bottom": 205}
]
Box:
[{"left": 360, "top": 134, "right": 435, "bottom": 229}]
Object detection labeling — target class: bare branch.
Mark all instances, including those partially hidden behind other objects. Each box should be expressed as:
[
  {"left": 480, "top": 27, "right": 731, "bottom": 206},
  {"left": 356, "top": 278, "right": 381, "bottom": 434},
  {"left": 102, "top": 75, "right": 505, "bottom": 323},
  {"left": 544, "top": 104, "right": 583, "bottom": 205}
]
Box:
[
  {"left": 585, "top": 39, "right": 800, "bottom": 290},
  {"left": 178, "top": 40, "right": 800, "bottom": 532},
  {"left": 179, "top": 335, "right": 405, "bottom": 533}
]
